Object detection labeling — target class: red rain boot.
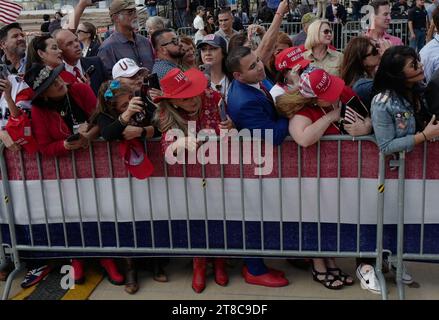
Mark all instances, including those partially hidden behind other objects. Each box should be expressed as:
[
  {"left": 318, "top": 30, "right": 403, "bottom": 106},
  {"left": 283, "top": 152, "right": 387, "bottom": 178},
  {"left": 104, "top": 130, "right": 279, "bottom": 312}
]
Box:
[
  {"left": 213, "top": 258, "right": 229, "bottom": 286},
  {"left": 71, "top": 259, "right": 85, "bottom": 284},
  {"left": 100, "top": 258, "right": 124, "bottom": 285},
  {"left": 192, "top": 257, "right": 207, "bottom": 293}
]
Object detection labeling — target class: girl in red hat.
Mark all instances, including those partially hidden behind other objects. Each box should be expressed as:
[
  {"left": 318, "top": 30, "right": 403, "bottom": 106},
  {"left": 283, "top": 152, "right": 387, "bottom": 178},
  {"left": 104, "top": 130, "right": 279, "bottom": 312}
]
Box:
[{"left": 153, "top": 67, "right": 233, "bottom": 293}]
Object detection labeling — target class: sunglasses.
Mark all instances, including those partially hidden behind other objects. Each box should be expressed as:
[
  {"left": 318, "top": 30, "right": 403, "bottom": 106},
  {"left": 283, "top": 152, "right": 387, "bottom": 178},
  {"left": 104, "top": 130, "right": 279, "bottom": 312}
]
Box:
[
  {"left": 363, "top": 46, "right": 379, "bottom": 59},
  {"left": 161, "top": 38, "right": 180, "bottom": 47},
  {"left": 322, "top": 29, "right": 332, "bottom": 35},
  {"left": 76, "top": 30, "right": 90, "bottom": 34}
]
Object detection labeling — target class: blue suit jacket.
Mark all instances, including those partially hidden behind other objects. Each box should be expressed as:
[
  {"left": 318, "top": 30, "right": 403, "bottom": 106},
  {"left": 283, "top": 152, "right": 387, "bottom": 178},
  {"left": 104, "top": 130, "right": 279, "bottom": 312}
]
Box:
[{"left": 227, "top": 80, "right": 289, "bottom": 146}]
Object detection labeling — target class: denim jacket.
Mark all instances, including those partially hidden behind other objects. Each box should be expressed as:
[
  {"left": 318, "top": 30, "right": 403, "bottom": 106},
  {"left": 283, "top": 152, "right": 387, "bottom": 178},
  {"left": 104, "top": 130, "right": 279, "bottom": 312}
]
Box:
[{"left": 371, "top": 90, "right": 417, "bottom": 155}]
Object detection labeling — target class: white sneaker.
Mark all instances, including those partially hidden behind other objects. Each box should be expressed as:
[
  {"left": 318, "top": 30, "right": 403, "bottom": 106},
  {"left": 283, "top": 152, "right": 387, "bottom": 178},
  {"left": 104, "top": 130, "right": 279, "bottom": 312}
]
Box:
[
  {"left": 356, "top": 264, "right": 382, "bottom": 295},
  {"left": 390, "top": 262, "right": 413, "bottom": 285}
]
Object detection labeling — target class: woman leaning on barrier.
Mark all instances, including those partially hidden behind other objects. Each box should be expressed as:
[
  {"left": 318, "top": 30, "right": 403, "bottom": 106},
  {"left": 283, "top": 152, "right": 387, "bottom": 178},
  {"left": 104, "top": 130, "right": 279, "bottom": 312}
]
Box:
[
  {"left": 276, "top": 68, "right": 374, "bottom": 290},
  {"left": 152, "top": 67, "right": 233, "bottom": 294},
  {"left": 92, "top": 58, "right": 163, "bottom": 295},
  {"left": 23, "top": 63, "right": 125, "bottom": 287},
  {"left": 371, "top": 45, "right": 439, "bottom": 155}
]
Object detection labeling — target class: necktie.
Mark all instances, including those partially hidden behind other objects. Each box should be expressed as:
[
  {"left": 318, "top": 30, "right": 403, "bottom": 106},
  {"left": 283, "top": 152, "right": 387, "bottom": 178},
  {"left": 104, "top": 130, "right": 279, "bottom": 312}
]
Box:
[
  {"left": 73, "top": 66, "right": 81, "bottom": 79},
  {"left": 260, "top": 83, "right": 274, "bottom": 105}
]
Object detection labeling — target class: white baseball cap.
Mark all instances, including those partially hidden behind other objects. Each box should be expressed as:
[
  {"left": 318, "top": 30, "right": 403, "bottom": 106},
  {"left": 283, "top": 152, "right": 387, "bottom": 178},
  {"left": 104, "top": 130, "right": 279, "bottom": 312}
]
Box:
[{"left": 112, "top": 58, "right": 148, "bottom": 79}]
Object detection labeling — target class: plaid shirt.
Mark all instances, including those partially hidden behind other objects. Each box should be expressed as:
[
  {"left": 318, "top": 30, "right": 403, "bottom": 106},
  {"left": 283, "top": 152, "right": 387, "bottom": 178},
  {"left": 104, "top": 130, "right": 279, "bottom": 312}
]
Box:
[{"left": 97, "top": 31, "right": 154, "bottom": 78}]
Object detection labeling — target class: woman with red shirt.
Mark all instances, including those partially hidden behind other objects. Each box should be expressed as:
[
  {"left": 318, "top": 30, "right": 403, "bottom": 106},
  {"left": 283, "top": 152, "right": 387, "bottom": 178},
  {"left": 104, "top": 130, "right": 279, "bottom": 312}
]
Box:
[
  {"left": 276, "top": 67, "right": 372, "bottom": 289},
  {"left": 23, "top": 63, "right": 124, "bottom": 286},
  {"left": 153, "top": 68, "right": 232, "bottom": 293}
]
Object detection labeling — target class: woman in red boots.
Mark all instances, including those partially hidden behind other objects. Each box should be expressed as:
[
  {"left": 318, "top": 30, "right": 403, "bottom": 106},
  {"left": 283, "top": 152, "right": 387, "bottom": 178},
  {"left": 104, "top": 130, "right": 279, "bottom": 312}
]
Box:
[
  {"left": 153, "top": 68, "right": 233, "bottom": 293},
  {"left": 24, "top": 63, "right": 124, "bottom": 286}
]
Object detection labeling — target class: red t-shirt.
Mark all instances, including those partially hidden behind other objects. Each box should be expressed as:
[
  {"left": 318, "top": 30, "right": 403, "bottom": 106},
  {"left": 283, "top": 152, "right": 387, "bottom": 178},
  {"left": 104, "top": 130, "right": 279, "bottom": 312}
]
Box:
[{"left": 295, "top": 105, "right": 342, "bottom": 136}]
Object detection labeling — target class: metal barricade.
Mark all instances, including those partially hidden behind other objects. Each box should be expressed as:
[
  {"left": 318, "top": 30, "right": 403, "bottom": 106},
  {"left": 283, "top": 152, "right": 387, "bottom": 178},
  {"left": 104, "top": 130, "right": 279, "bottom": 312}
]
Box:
[
  {"left": 389, "top": 141, "right": 439, "bottom": 300},
  {"left": 177, "top": 27, "right": 195, "bottom": 38},
  {"left": 0, "top": 135, "right": 388, "bottom": 299}
]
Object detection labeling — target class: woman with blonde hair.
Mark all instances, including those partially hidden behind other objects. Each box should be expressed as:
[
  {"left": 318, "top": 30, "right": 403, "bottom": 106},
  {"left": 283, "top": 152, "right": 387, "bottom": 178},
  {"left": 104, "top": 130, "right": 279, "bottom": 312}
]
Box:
[
  {"left": 153, "top": 68, "right": 232, "bottom": 293},
  {"left": 303, "top": 19, "right": 343, "bottom": 76}
]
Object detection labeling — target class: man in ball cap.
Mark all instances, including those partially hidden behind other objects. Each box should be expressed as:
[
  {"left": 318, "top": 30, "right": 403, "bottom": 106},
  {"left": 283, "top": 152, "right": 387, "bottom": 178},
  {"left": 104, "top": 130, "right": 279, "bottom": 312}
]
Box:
[
  {"left": 98, "top": 0, "right": 154, "bottom": 78},
  {"left": 292, "top": 13, "right": 317, "bottom": 46}
]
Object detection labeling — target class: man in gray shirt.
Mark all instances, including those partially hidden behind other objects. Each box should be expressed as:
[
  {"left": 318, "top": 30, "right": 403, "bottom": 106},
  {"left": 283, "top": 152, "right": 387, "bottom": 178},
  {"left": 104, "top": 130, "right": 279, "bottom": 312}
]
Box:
[
  {"left": 98, "top": 0, "right": 154, "bottom": 78},
  {"left": 215, "top": 8, "right": 239, "bottom": 49}
]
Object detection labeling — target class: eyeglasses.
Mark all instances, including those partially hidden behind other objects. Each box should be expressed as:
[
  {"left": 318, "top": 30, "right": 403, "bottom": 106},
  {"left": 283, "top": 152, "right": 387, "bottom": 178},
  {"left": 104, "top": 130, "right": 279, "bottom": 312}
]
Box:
[
  {"left": 363, "top": 46, "right": 379, "bottom": 59},
  {"left": 322, "top": 29, "right": 332, "bottom": 35},
  {"left": 76, "top": 30, "right": 90, "bottom": 34},
  {"left": 161, "top": 38, "right": 180, "bottom": 47}
]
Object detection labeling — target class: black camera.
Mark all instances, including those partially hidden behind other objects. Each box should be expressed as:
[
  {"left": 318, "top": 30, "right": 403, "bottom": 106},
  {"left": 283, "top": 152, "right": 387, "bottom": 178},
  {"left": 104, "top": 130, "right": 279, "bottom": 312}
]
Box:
[{"left": 143, "top": 73, "right": 160, "bottom": 90}]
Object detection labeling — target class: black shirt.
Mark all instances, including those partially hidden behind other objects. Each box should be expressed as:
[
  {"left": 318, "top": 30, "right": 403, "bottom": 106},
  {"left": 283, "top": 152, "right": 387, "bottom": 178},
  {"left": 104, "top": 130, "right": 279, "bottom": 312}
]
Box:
[
  {"left": 40, "top": 21, "right": 50, "bottom": 33},
  {"left": 408, "top": 6, "right": 428, "bottom": 30}
]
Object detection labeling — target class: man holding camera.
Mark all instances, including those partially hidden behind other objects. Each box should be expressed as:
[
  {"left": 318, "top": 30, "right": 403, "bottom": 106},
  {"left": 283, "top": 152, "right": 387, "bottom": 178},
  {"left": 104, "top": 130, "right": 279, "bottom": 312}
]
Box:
[{"left": 54, "top": 29, "right": 107, "bottom": 96}]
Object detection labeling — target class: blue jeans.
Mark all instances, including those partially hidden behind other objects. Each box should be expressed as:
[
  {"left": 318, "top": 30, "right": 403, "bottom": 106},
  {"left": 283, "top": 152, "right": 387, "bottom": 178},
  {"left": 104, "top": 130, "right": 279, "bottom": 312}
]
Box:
[
  {"left": 147, "top": 6, "right": 157, "bottom": 17},
  {"left": 409, "top": 28, "right": 426, "bottom": 52},
  {"left": 176, "top": 8, "right": 188, "bottom": 28}
]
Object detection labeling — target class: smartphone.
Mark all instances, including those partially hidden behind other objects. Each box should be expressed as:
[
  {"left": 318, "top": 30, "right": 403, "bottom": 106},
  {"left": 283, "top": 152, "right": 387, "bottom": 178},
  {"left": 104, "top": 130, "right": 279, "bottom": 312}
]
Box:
[
  {"left": 133, "top": 91, "right": 146, "bottom": 123},
  {"left": 341, "top": 96, "right": 369, "bottom": 124},
  {"left": 145, "top": 73, "right": 160, "bottom": 90},
  {"left": 66, "top": 133, "right": 81, "bottom": 142},
  {"left": 85, "top": 65, "right": 95, "bottom": 77},
  {"left": 218, "top": 98, "right": 227, "bottom": 122}
]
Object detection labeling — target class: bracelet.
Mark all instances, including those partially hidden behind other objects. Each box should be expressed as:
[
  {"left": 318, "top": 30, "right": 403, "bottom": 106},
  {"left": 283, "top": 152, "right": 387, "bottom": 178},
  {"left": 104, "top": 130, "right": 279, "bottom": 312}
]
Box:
[
  {"left": 421, "top": 131, "right": 428, "bottom": 141},
  {"left": 118, "top": 115, "right": 128, "bottom": 126}
]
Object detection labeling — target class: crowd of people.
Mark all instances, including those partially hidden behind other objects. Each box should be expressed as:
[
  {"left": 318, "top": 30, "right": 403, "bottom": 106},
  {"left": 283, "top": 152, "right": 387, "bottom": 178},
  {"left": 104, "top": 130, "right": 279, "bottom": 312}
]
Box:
[{"left": 1, "top": 0, "right": 439, "bottom": 297}]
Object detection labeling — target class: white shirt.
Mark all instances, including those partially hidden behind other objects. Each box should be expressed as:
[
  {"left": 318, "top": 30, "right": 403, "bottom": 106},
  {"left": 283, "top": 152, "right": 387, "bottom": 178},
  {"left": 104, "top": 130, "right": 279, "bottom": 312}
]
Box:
[
  {"left": 269, "top": 84, "right": 287, "bottom": 103},
  {"left": 193, "top": 15, "right": 205, "bottom": 43},
  {"left": 0, "top": 74, "right": 29, "bottom": 129},
  {"left": 211, "top": 76, "right": 231, "bottom": 100},
  {"left": 64, "top": 60, "right": 84, "bottom": 78}
]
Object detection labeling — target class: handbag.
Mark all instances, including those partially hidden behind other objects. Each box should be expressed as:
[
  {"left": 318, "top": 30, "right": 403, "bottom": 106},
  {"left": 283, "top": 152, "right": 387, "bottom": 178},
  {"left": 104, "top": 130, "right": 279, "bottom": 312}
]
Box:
[{"left": 5, "top": 111, "right": 38, "bottom": 153}]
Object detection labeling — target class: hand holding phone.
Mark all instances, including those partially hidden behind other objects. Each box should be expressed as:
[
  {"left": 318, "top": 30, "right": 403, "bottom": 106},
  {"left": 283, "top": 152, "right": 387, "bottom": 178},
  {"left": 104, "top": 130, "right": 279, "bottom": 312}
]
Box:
[
  {"left": 66, "top": 133, "right": 81, "bottom": 142},
  {"left": 85, "top": 65, "right": 95, "bottom": 76},
  {"left": 218, "top": 98, "right": 227, "bottom": 122}
]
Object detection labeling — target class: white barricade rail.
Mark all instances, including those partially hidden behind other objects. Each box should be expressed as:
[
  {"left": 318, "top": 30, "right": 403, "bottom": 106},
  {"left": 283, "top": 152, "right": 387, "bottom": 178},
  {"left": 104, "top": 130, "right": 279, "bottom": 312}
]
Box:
[{"left": 2, "top": 134, "right": 418, "bottom": 299}]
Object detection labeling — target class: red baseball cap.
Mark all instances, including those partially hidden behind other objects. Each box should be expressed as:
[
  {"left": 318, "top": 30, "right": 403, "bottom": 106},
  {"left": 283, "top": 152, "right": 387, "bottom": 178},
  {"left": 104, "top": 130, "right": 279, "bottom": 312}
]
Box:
[
  {"left": 299, "top": 68, "right": 345, "bottom": 103},
  {"left": 275, "top": 46, "right": 311, "bottom": 72},
  {"left": 119, "top": 139, "right": 154, "bottom": 179},
  {"left": 153, "top": 68, "right": 207, "bottom": 103}
]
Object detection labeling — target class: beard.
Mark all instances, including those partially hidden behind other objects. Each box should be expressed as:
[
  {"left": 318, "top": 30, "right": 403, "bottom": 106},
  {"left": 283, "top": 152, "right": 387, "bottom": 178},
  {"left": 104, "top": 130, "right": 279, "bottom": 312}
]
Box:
[
  {"left": 169, "top": 49, "right": 185, "bottom": 59},
  {"left": 14, "top": 42, "right": 26, "bottom": 58}
]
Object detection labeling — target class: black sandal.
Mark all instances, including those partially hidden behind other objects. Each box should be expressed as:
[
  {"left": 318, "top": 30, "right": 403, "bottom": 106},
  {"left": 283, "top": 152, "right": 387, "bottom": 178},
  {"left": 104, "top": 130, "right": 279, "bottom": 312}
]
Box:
[
  {"left": 327, "top": 267, "right": 354, "bottom": 286},
  {"left": 312, "top": 266, "right": 344, "bottom": 290}
]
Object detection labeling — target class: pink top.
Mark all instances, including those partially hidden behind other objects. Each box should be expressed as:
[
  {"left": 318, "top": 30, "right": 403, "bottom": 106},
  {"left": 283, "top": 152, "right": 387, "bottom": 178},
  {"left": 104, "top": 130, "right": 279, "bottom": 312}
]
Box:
[{"left": 365, "top": 30, "right": 404, "bottom": 46}]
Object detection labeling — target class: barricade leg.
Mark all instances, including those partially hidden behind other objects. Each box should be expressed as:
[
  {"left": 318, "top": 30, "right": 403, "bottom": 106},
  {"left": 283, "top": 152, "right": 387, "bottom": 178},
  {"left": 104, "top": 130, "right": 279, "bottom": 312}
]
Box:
[
  {"left": 0, "top": 145, "right": 23, "bottom": 300},
  {"left": 396, "top": 152, "right": 406, "bottom": 300},
  {"left": 375, "top": 152, "right": 388, "bottom": 300}
]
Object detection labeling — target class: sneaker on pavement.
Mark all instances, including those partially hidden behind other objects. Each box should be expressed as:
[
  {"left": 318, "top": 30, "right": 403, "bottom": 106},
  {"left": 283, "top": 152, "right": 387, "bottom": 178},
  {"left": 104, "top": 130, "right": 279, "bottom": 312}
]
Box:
[
  {"left": 20, "top": 265, "right": 51, "bottom": 288},
  {"left": 391, "top": 262, "right": 413, "bottom": 285},
  {"left": 356, "top": 263, "right": 381, "bottom": 295}
]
